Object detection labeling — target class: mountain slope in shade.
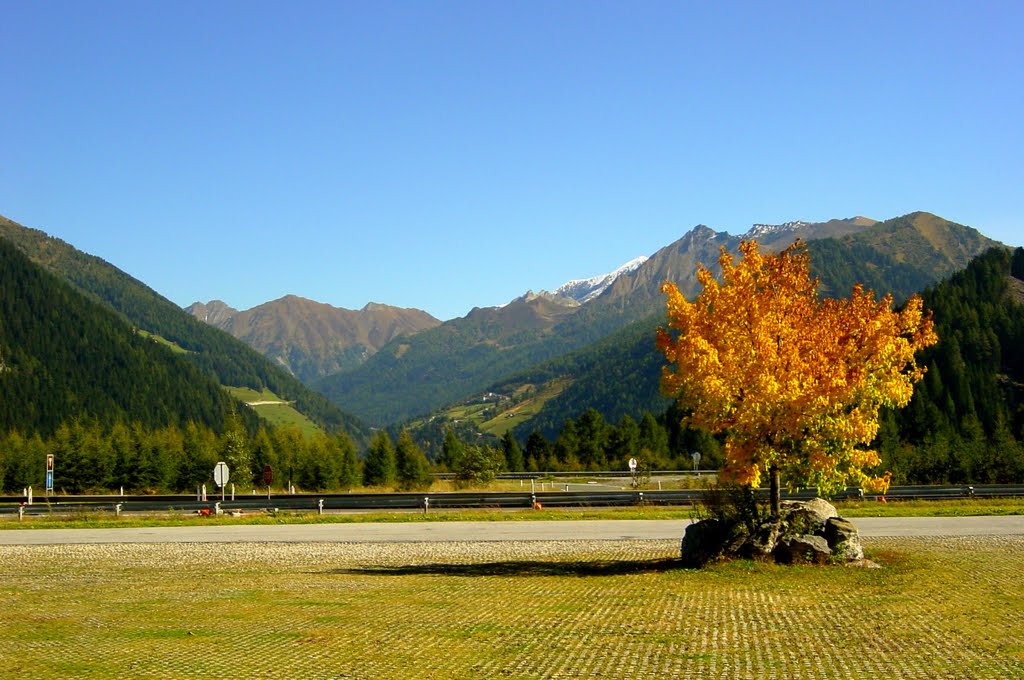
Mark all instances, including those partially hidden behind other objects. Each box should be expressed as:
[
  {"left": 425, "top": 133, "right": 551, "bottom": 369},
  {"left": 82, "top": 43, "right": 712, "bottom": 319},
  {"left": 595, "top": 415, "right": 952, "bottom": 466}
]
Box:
[
  {"left": 186, "top": 296, "right": 440, "bottom": 384},
  {"left": 0, "top": 214, "right": 369, "bottom": 443},
  {"left": 0, "top": 237, "right": 260, "bottom": 436}
]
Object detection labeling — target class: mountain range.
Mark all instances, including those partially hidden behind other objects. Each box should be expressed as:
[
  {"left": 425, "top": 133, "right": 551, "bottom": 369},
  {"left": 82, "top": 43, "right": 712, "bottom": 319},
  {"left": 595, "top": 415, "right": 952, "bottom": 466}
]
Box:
[
  {"left": 0, "top": 209, "right": 1007, "bottom": 452},
  {"left": 306, "top": 212, "right": 999, "bottom": 428}
]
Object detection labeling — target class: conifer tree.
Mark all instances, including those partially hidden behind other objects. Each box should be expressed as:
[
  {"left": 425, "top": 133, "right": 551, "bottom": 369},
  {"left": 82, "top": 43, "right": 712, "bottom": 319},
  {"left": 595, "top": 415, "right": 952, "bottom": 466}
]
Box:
[
  {"left": 501, "top": 431, "right": 525, "bottom": 472},
  {"left": 363, "top": 431, "right": 397, "bottom": 487},
  {"left": 395, "top": 428, "right": 432, "bottom": 491}
]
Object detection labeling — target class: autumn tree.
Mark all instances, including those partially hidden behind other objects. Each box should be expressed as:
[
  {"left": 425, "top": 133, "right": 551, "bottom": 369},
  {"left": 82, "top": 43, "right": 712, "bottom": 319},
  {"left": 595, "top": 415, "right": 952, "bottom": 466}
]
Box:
[{"left": 657, "top": 240, "right": 937, "bottom": 515}]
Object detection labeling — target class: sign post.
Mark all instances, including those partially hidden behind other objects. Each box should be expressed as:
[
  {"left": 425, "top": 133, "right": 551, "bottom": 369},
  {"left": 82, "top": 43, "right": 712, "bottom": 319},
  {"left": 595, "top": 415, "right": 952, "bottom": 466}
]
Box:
[
  {"left": 628, "top": 457, "right": 638, "bottom": 488},
  {"left": 263, "top": 465, "right": 273, "bottom": 500},
  {"left": 45, "top": 455, "right": 55, "bottom": 495},
  {"left": 213, "top": 461, "right": 229, "bottom": 502}
]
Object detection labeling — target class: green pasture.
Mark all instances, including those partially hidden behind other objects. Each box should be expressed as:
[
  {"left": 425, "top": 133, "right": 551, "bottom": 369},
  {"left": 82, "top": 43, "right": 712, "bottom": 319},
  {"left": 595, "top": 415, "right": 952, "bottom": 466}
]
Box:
[{"left": 224, "top": 386, "right": 320, "bottom": 435}]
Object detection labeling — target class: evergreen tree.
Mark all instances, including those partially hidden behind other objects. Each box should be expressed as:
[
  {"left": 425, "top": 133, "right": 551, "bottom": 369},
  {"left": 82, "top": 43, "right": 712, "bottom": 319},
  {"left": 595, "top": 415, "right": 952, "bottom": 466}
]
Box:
[
  {"left": 638, "top": 412, "right": 669, "bottom": 468},
  {"left": 605, "top": 415, "right": 640, "bottom": 470},
  {"left": 576, "top": 409, "right": 608, "bottom": 469},
  {"left": 336, "top": 431, "right": 361, "bottom": 490},
  {"left": 553, "top": 418, "right": 581, "bottom": 470},
  {"left": 180, "top": 422, "right": 219, "bottom": 492},
  {"left": 271, "top": 426, "right": 305, "bottom": 491},
  {"left": 501, "top": 431, "right": 525, "bottom": 472},
  {"left": 220, "top": 412, "right": 251, "bottom": 488},
  {"left": 298, "top": 432, "right": 338, "bottom": 491},
  {"left": 395, "top": 428, "right": 432, "bottom": 491},
  {"left": 525, "top": 430, "right": 550, "bottom": 472},
  {"left": 363, "top": 431, "right": 397, "bottom": 487},
  {"left": 250, "top": 428, "right": 277, "bottom": 489},
  {"left": 441, "top": 428, "right": 464, "bottom": 471}
]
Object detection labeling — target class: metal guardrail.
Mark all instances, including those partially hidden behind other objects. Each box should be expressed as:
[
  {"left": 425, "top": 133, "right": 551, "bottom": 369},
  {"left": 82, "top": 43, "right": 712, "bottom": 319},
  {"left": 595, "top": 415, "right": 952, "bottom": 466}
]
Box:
[{"left": 2, "top": 484, "right": 1023, "bottom": 518}]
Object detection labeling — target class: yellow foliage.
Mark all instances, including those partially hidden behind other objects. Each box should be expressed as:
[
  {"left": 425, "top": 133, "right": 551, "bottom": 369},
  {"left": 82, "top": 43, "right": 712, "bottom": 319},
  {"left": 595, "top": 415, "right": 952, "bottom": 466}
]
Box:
[{"left": 657, "top": 240, "right": 937, "bottom": 496}]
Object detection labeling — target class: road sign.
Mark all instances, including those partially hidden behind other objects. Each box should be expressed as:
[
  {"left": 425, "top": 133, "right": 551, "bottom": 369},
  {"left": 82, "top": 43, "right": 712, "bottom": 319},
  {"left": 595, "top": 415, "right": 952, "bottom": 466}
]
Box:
[
  {"left": 691, "top": 451, "right": 702, "bottom": 471},
  {"left": 213, "top": 461, "right": 229, "bottom": 488},
  {"left": 628, "top": 457, "right": 638, "bottom": 471},
  {"left": 263, "top": 465, "right": 273, "bottom": 486},
  {"left": 45, "top": 455, "right": 54, "bottom": 493}
]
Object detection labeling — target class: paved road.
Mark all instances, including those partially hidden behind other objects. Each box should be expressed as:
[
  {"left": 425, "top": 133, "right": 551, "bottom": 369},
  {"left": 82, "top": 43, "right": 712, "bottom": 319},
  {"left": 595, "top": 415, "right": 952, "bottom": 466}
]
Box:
[{"left": 1, "top": 515, "right": 1023, "bottom": 545}]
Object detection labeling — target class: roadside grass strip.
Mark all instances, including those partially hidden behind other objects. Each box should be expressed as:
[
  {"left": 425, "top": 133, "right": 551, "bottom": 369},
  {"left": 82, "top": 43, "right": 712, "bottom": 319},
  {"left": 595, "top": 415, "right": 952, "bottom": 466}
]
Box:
[{"left": 0, "top": 537, "right": 1021, "bottom": 678}]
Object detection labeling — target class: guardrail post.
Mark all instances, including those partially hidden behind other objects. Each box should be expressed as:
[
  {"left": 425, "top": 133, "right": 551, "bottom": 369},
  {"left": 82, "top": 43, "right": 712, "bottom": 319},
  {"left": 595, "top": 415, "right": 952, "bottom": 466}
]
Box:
[
  {"left": 423, "top": 497, "right": 429, "bottom": 514},
  {"left": 317, "top": 499, "right": 324, "bottom": 515},
  {"left": 967, "top": 486, "right": 975, "bottom": 497},
  {"left": 18, "top": 504, "right": 24, "bottom": 522},
  {"left": 115, "top": 503, "right": 122, "bottom": 517},
  {"left": 214, "top": 501, "right": 221, "bottom": 515},
  {"left": 27, "top": 487, "right": 32, "bottom": 505},
  {"left": 637, "top": 491, "right": 644, "bottom": 505}
]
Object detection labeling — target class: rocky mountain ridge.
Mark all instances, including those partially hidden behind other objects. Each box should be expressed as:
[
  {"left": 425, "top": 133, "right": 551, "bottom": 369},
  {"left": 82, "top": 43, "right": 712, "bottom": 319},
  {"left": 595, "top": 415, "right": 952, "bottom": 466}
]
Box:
[{"left": 184, "top": 295, "right": 441, "bottom": 384}]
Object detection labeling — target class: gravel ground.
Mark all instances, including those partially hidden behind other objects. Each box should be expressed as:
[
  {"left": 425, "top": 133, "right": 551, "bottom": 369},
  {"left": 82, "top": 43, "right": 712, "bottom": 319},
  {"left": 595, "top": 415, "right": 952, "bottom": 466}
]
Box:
[{"left": 0, "top": 536, "right": 1022, "bottom": 679}]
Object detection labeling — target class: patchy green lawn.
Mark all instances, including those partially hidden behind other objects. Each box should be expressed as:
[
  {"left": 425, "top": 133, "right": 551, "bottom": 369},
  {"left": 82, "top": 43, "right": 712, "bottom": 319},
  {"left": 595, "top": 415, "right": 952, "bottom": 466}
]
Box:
[{"left": 0, "top": 536, "right": 1021, "bottom": 678}]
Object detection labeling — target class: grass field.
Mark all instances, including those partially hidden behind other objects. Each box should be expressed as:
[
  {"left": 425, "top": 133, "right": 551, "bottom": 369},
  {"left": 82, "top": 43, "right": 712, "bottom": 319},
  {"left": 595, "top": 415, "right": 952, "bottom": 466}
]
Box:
[
  {"left": 422, "top": 379, "right": 571, "bottom": 438},
  {"left": 224, "top": 386, "right": 320, "bottom": 435},
  {"left": 0, "top": 536, "right": 1021, "bottom": 678}
]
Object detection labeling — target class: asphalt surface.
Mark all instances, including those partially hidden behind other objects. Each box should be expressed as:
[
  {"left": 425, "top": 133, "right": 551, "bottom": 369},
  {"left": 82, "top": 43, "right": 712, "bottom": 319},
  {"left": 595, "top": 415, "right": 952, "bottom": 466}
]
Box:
[{"left": 1, "top": 515, "right": 1023, "bottom": 545}]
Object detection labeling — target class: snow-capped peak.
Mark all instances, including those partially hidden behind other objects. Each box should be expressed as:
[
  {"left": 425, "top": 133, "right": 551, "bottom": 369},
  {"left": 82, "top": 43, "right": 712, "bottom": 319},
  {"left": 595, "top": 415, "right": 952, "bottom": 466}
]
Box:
[
  {"left": 743, "top": 221, "right": 810, "bottom": 240},
  {"left": 554, "top": 256, "right": 648, "bottom": 304}
]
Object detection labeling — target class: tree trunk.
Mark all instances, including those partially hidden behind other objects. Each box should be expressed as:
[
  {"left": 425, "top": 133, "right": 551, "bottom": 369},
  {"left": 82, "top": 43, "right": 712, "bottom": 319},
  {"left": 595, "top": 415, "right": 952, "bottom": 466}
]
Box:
[{"left": 769, "top": 465, "right": 781, "bottom": 518}]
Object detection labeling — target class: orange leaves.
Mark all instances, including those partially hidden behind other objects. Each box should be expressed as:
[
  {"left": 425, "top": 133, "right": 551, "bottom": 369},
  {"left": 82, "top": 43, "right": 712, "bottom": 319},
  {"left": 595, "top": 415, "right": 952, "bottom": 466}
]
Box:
[{"left": 657, "top": 239, "right": 937, "bottom": 496}]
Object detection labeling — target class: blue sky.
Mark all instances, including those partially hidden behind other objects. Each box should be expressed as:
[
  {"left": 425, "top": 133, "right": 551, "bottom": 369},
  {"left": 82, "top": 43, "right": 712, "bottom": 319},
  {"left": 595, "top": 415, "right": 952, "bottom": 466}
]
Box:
[{"left": 3, "top": 2, "right": 1022, "bottom": 321}]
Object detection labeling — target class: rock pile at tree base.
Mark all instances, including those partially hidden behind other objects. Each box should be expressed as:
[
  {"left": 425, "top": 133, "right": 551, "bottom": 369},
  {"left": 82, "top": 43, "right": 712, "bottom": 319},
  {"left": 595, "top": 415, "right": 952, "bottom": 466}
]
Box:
[{"left": 680, "top": 497, "right": 864, "bottom": 567}]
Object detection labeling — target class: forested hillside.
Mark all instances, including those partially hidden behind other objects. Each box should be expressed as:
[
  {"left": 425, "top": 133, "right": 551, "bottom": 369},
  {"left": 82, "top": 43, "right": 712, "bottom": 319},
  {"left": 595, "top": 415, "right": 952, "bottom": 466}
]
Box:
[
  {"left": 0, "top": 215, "right": 368, "bottom": 442},
  {"left": 0, "top": 238, "right": 259, "bottom": 436},
  {"left": 438, "top": 246, "right": 1024, "bottom": 486},
  {"left": 806, "top": 212, "right": 1001, "bottom": 301},
  {"left": 882, "top": 246, "right": 1024, "bottom": 483}
]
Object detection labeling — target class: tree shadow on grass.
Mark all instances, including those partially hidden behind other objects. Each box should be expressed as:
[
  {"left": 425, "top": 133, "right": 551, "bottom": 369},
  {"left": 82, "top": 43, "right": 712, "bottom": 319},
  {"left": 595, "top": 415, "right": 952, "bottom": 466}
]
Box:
[{"left": 328, "top": 558, "right": 682, "bottom": 578}]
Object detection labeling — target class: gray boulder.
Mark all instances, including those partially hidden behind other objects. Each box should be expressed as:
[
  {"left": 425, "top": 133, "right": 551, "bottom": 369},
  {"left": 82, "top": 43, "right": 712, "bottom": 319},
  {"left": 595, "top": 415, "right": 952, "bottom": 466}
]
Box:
[
  {"left": 680, "top": 497, "right": 867, "bottom": 567},
  {"left": 773, "top": 534, "right": 832, "bottom": 565},
  {"left": 822, "top": 516, "right": 864, "bottom": 561},
  {"left": 680, "top": 518, "right": 729, "bottom": 568}
]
